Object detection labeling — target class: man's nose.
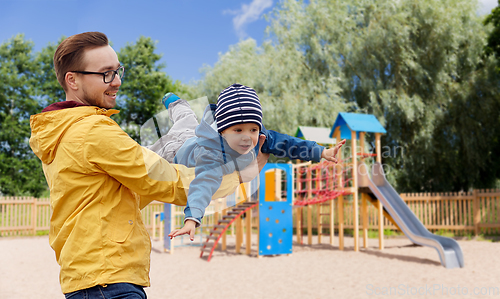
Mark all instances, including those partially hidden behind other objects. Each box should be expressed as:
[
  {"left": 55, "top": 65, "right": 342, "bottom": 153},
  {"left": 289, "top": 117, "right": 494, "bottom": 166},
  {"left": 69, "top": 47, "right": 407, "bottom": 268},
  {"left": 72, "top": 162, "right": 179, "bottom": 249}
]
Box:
[{"left": 110, "top": 74, "right": 122, "bottom": 87}]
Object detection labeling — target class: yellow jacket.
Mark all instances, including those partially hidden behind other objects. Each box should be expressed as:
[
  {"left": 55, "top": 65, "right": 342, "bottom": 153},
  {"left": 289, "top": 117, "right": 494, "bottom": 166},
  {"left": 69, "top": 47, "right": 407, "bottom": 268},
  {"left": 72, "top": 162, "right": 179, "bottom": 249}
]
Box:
[{"left": 29, "top": 106, "right": 239, "bottom": 293}]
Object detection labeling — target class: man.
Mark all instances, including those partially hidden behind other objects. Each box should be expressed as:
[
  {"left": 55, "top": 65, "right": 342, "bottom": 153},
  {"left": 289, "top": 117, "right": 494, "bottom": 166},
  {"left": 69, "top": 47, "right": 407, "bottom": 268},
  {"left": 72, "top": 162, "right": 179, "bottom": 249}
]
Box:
[{"left": 29, "top": 32, "right": 267, "bottom": 298}]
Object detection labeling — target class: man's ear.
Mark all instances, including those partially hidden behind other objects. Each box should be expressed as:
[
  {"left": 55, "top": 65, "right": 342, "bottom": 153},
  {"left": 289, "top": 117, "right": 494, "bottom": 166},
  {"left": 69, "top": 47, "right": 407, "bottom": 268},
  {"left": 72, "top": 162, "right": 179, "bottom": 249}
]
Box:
[{"left": 65, "top": 72, "right": 79, "bottom": 91}]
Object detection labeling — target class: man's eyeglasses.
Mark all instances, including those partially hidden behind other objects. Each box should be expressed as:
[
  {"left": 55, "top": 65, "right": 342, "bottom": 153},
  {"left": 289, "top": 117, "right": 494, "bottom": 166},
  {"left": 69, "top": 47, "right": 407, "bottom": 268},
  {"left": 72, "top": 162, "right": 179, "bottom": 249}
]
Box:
[{"left": 71, "top": 65, "right": 125, "bottom": 84}]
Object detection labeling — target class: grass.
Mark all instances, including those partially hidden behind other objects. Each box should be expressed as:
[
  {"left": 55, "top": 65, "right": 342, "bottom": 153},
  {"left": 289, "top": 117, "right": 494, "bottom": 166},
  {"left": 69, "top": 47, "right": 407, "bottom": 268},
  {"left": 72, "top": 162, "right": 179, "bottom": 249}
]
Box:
[
  {"left": 0, "top": 229, "right": 49, "bottom": 238},
  {"left": 461, "top": 232, "right": 499, "bottom": 242},
  {"left": 429, "top": 230, "right": 500, "bottom": 242},
  {"left": 36, "top": 230, "right": 49, "bottom": 236},
  {"left": 290, "top": 228, "right": 500, "bottom": 242},
  {"left": 434, "top": 229, "right": 455, "bottom": 238},
  {"left": 366, "top": 229, "right": 404, "bottom": 239},
  {"left": 291, "top": 228, "right": 405, "bottom": 239}
]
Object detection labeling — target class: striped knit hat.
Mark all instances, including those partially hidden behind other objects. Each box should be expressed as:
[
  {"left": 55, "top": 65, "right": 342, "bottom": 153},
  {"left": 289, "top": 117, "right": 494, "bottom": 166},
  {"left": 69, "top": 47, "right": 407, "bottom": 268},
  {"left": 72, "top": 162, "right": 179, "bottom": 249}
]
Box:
[{"left": 215, "top": 83, "right": 263, "bottom": 133}]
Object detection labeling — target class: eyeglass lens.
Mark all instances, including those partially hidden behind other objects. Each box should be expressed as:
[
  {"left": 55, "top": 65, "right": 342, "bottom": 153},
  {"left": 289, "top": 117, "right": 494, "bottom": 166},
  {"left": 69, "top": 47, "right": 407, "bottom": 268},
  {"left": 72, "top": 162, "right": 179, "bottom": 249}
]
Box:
[{"left": 104, "top": 66, "right": 125, "bottom": 83}]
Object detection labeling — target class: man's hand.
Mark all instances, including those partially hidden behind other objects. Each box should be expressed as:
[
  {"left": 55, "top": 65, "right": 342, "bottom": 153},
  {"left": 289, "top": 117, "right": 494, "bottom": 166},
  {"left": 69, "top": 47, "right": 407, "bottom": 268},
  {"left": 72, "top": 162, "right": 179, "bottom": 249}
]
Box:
[
  {"left": 321, "top": 139, "right": 346, "bottom": 163},
  {"left": 256, "top": 134, "right": 270, "bottom": 173},
  {"left": 168, "top": 219, "right": 197, "bottom": 241},
  {"left": 239, "top": 134, "right": 269, "bottom": 183}
]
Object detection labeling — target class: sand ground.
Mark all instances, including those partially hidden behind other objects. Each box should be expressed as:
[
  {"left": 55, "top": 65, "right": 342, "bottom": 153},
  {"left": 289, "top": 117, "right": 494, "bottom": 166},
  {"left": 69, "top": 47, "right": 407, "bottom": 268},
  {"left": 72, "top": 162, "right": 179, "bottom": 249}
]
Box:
[{"left": 0, "top": 235, "right": 498, "bottom": 299}]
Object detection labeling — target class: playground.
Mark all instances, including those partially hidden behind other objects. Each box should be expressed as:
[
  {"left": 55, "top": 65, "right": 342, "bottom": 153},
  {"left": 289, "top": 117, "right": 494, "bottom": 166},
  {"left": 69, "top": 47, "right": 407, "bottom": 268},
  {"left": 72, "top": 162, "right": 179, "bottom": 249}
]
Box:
[
  {"left": 156, "top": 113, "right": 488, "bottom": 268},
  {"left": 0, "top": 235, "right": 499, "bottom": 298},
  {"left": 1, "top": 1, "right": 499, "bottom": 297},
  {"left": 1, "top": 113, "right": 500, "bottom": 298}
]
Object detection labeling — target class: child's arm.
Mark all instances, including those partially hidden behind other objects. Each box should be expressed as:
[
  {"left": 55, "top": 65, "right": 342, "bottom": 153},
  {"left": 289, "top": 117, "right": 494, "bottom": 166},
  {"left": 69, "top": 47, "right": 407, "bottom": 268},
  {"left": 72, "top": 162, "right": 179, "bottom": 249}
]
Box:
[
  {"left": 321, "top": 139, "right": 346, "bottom": 163},
  {"left": 167, "top": 147, "right": 225, "bottom": 238},
  {"left": 259, "top": 129, "right": 322, "bottom": 162},
  {"left": 168, "top": 136, "right": 270, "bottom": 240},
  {"left": 261, "top": 128, "right": 345, "bottom": 163}
]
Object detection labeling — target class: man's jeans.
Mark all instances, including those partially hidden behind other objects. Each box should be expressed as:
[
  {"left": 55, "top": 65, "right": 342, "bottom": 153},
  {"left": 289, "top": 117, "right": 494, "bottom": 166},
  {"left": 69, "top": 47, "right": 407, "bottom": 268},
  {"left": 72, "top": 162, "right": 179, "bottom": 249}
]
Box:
[{"left": 64, "top": 283, "right": 147, "bottom": 299}]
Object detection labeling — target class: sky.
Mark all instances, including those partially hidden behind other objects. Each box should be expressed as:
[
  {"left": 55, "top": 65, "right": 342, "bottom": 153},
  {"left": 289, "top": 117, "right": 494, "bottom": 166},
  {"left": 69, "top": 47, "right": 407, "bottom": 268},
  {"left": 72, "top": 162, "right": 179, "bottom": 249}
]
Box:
[{"left": 0, "top": 0, "right": 497, "bottom": 84}]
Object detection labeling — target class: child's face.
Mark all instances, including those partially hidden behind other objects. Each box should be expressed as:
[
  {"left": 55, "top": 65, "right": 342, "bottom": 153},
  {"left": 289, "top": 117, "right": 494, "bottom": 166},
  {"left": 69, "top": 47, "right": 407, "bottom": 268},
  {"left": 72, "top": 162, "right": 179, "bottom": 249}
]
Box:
[{"left": 220, "top": 123, "right": 260, "bottom": 155}]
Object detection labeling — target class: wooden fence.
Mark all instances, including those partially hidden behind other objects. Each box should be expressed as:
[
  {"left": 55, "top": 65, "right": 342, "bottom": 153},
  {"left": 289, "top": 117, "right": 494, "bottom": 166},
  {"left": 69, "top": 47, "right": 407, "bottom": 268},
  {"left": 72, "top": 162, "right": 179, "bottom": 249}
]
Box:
[
  {"left": 0, "top": 197, "right": 166, "bottom": 237},
  {"left": 295, "top": 189, "right": 500, "bottom": 236},
  {"left": 399, "top": 189, "right": 500, "bottom": 235},
  {"left": 0, "top": 197, "right": 227, "bottom": 238},
  {"left": 1, "top": 189, "right": 499, "bottom": 237},
  {"left": 0, "top": 197, "right": 51, "bottom": 237}
]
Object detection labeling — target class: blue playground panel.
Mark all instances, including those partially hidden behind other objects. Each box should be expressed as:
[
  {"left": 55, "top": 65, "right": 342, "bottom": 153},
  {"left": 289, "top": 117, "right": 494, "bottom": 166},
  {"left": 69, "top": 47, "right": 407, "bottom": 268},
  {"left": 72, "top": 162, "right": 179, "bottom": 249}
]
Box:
[
  {"left": 163, "top": 203, "right": 172, "bottom": 251},
  {"left": 259, "top": 163, "right": 293, "bottom": 256},
  {"left": 156, "top": 211, "right": 165, "bottom": 222}
]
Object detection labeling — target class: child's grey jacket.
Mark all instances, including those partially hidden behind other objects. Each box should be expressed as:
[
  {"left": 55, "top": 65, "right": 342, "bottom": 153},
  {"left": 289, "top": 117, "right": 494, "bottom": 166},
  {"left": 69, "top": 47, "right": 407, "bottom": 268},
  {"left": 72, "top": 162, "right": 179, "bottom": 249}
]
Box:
[{"left": 174, "top": 104, "right": 325, "bottom": 223}]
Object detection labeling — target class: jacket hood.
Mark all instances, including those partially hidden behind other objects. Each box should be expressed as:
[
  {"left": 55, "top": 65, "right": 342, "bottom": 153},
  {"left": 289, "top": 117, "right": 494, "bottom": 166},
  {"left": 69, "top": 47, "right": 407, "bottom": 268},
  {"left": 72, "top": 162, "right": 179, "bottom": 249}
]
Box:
[
  {"left": 194, "top": 104, "right": 222, "bottom": 150},
  {"left": 42, "top": 100, "right": 88, "bottom": 113},
  {"left": 29, "top": 106, "right": 119, "bottom": 164}
]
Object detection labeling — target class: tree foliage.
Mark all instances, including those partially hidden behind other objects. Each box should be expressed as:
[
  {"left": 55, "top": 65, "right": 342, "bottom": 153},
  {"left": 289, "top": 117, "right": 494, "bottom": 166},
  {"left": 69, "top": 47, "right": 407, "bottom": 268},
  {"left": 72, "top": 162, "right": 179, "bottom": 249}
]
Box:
[
  {"left": 34, "top": 38, "right": 66, "bottom": 107},
  {"left": 198, "top": 0, "right": 500, "bottom": 192},
  {"left": 0, "top": 35, "right": 47, "bottom": 196},
  {"left": 114, "top": 36, "right": 183, "bottom": 141},
  {"left": 1, "top": 1, "right": 499, "bottom": 195},
  {"left": 484, "top": 0, "right": 500, "bottom": 66}
]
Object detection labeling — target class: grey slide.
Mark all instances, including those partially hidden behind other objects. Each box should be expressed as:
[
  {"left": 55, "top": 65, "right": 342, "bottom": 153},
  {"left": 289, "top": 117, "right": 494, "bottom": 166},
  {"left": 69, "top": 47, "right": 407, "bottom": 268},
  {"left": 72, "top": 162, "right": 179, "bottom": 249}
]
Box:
[{"left": 358, "top": 162, "right": 464, "bottom": 269}]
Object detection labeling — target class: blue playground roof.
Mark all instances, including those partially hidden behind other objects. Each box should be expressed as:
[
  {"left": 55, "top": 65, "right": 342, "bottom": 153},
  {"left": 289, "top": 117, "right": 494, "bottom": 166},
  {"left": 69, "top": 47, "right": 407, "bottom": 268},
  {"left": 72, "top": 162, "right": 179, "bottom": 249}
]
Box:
[{"left": 329, "top": 112, "right": 386, "bottom": 140}]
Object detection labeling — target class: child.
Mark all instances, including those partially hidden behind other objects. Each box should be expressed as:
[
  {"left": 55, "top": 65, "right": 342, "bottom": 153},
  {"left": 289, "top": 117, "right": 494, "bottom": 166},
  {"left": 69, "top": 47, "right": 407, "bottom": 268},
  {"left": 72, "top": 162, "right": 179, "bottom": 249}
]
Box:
[{"left": 163, "top": 83, "right": 345, "bottom": 240}]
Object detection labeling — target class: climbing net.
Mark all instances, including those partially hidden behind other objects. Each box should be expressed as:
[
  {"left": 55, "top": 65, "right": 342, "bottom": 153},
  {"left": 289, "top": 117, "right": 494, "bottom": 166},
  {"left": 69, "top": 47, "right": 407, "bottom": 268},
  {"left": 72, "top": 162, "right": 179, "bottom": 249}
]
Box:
[{"left": 293, "top": 158, "right": 354, "bottom": 206}]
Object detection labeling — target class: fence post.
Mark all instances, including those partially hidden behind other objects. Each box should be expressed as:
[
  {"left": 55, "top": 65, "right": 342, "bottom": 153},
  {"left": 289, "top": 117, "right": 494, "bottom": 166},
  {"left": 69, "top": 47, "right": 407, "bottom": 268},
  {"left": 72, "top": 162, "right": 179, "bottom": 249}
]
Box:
[
  {"left": 307, "top": 166, "right": 313, "bottom": 246},
  {"left": 473, "top": 189, "right": 480, "bottom": 236},
  {"left": 378, "top": 200, "right": 384, "bottom": 250},
  {"left": 32, "top": 197, "right": 37, "bottom": 235}
]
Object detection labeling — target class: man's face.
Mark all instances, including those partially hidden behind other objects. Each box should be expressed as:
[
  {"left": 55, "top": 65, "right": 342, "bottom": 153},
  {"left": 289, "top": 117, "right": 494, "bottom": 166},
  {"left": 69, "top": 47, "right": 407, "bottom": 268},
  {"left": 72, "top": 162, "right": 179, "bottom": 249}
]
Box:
[
  {"left": 76, "top": 45, "right": 121, "bottom": 109},
  {"left": 220, "top": 123, "right": 260, "bottom": 155}
]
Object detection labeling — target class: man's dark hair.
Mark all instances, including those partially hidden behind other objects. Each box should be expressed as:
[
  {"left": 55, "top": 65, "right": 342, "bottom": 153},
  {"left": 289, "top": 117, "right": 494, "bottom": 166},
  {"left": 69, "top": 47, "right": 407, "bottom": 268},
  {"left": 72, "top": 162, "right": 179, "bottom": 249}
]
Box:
[{"left": 53, "top": 32, "right": 109, "bottom": 91}]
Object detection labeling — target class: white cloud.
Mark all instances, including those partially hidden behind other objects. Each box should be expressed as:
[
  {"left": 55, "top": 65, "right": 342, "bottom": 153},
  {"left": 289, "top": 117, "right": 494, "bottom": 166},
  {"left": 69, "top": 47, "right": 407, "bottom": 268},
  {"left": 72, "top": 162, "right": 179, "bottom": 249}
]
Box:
[
  {"left": 225, "top": 0, "right": 273, "bottom": 39},
  {"left": 478, "top": 0, "right": 498, "bottom": 15}
]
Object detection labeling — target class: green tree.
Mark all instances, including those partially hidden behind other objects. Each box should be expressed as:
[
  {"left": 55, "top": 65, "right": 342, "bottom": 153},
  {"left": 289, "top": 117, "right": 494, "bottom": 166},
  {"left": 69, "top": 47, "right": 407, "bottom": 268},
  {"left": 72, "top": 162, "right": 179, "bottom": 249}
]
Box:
[
  {"left": 0, "top": 34, "right": 47, "bottom": 196},
  {"left": 484, "top": 0, "right": 500, "bottom": 66},
  {"left": 198, "top": 0, "right": 500, "bottom": 192},
  {"left": 478, "top": 0, "right": 500, "bottom": 188},
  {"left": 0, "top": 35, "right": 188, "bottom": 196},
  {"left": 323, "top": 0, "right": 499, "bottom": 192},
  {"left": 114, "top": 36, "right": 182, "bottom": 142},
  {"left": 34, "top": 38, "right": 66, "bottom": 107},
  {"left": 198, "top": 38, "right": 352, "bottom": 135}
]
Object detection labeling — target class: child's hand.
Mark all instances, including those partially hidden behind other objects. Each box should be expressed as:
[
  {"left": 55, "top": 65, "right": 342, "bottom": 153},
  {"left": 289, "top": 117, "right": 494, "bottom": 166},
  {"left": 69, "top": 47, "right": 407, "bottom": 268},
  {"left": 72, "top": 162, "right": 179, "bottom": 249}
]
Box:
[
  {"left": 321, "top": 139, "right": 346, "bottom": 163},
  {"left": 168, "top": 220, "right": 197, "bottom": 241}
]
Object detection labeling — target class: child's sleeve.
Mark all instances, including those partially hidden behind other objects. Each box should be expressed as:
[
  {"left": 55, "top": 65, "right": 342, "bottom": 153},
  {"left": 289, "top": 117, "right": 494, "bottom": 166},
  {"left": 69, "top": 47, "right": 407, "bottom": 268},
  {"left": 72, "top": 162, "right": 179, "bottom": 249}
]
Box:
[
  {"left": 261, "top": 129, "right": 325, "bottom": 162},
  {"left": 183, "top": 147, "right": 226, "bottom": 225}
]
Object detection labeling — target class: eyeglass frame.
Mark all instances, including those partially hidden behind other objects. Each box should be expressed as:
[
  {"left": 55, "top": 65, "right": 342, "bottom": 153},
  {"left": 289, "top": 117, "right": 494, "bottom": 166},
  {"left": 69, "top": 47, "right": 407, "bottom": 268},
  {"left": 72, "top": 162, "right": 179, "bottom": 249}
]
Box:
[{"left": 70, "top": 65, "right": 125, "bottom": 84}]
